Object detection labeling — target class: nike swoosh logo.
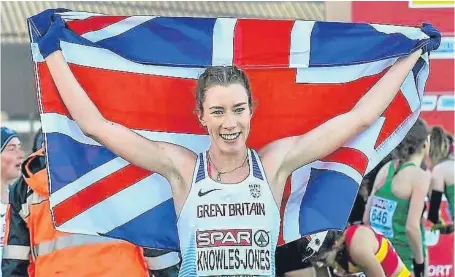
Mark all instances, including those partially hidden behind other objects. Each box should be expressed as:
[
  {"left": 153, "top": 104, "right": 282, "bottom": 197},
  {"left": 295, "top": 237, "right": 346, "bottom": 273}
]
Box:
[{"left": 198, "top": 188, "right": 222, "bottom": 197}]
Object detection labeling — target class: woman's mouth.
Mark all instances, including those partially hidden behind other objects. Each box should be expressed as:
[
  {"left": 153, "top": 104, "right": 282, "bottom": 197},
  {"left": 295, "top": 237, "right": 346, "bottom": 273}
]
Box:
[{"left": 219, "top": 132, "right": 241, "bottom": 141}]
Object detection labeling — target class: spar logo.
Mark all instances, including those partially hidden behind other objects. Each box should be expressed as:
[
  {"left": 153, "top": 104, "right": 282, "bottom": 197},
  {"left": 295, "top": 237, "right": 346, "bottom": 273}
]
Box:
[
  {"left": 196, "top": 229, "right": 272, "bottom": 274},
  {"left": 196, "top": 229, "right": 252, "bottom": 248},
  {"left": 254, "top": 230, "right": 270, "bottom": 247}
]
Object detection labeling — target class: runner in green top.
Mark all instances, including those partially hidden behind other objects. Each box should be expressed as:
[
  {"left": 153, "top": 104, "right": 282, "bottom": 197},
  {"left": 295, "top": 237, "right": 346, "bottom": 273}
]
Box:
[
  {"left": 428, "top": 127, "right": 454, "bottom": 229},
  {"left": 364, "top": 118, "right": 431, "bottom": 277}
]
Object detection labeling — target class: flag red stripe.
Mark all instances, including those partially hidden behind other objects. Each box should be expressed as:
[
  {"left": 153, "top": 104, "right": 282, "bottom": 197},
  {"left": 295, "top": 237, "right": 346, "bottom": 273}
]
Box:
[
  {"left": 322, "top": 147, "right": 369, "bottom": 175},
  {"left": 53, "top": 165, "right": 151, "bottom": 226},
  {"left": 67, "top": 16, "right": 128, "bottom": 35},
  {"left": 375, "top": 91, "right": 412, "bottom": 148},
  {"left": 234, "top": 19, "right": 294, "bottom": 67},
  {"left": 38, "top": 62, "right": 385, "bottom": 148},
  {"left": 38, "top": 63, "right": 206, "bottom": 134}
]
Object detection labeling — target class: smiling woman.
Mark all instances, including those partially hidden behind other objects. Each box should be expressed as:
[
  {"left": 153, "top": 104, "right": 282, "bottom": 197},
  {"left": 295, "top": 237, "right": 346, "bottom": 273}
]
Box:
[
  {"left": 310, "top": 225, "right": 412, "bottom": 277},
  {"left": 196, "top": 67, "right": 253, "bottom": 183},
  {"left": 38, "top": 9, "right": 432, "bottom": 272}
]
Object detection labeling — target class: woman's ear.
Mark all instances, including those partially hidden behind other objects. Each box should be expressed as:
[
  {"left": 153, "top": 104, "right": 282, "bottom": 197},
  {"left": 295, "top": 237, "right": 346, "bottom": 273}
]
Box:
[
  {"left": 249, "top": 106, "right": 255, "bottom": 117},
  {"left": 198, "top": 110, "right": 206, "bottom": 127}
]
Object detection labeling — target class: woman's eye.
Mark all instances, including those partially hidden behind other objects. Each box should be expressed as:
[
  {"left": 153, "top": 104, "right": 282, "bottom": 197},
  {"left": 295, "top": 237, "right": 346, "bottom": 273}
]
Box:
[
  {"left": 211, "top": 110, "right": 223, "bottom": 115},
  {"left": 234, "top": 108, "right": 245, "bottom": 113}
]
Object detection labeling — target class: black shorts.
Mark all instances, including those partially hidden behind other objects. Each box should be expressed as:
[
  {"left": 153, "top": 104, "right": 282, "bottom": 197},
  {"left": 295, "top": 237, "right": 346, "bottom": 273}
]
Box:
[{"left": 275, "top": 239, "right": 312, "bottom": 276}]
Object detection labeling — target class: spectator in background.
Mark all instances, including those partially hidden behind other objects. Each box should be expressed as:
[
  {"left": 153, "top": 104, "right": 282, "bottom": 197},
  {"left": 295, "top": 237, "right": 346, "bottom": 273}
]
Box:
[
  {"left": 363, "top": 118, "right": 431, "bottom": 277},
  {"left": 1, "top": 126, "right": 24, "bottom": 270},
  {"left": 2, "top": 130, "right": 180, "bottom": 277},
  {"left": 1, "top": 127, "right": 24, "bottom": 203},
  {"left": 428, "top": 127, "right": 454, "bottom": 232}
]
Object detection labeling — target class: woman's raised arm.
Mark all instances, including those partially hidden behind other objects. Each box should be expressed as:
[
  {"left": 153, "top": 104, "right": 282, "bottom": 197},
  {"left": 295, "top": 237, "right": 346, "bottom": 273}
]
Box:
[
  {"left": 261, "top": 50, "right": 423, "bottom": 184},
  {"left": 45, "top": 51, "right": 195, "bottom": 183}
]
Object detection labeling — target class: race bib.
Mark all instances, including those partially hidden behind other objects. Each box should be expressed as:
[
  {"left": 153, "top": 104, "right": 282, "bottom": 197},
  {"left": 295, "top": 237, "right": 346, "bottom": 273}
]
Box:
[
  {"left": 195, "top": 228, "right": 272, "bottom": 276},
  {"left": 370, "top": 196, "right": 397, "bottom": 238}
]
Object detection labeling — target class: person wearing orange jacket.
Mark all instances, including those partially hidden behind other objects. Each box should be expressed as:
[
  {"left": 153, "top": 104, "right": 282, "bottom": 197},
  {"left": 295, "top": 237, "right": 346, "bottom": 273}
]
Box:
[{"left": 1, "top": 132, "right": 180, "bottom": 277}]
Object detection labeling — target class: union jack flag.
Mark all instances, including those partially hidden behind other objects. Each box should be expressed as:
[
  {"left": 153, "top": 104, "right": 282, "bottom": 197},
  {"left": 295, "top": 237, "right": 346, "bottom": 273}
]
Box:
[{"left": 28, "top": 9, "right": 431, "bottom": 250}]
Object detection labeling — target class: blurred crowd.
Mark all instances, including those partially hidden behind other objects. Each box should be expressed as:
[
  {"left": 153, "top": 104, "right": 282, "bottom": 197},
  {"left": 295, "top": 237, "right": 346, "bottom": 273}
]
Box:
[{"left": 1, "top": 117, "right": 453, "bottom": 277}]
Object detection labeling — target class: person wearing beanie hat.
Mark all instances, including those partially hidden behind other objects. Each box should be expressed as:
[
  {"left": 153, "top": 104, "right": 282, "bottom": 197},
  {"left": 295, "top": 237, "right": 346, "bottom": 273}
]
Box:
[
  {"left": 1, "top": 127, "right": 24, "bottom": 203},
  {"left": 1, "top": 127, "right": 24, "bottom": 275}
]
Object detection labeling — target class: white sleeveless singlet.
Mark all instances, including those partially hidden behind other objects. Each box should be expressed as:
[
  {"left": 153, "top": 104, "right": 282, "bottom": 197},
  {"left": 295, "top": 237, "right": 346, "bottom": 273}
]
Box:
[{"left": 177, "top": 149, "right": 280, "bottom": 277}]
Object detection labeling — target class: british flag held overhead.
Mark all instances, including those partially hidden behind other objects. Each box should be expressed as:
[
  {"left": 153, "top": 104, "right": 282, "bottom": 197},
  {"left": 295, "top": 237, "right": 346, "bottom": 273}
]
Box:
[{"left": 28, "top": 9, "right": 434, "bottom": 250}]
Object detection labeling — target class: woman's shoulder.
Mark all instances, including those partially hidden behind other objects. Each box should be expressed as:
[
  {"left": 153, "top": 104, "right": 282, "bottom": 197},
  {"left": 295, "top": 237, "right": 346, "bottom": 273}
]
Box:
[
  {"left": 437, "top": 158, "right": 454, "bottom": 169},
  {"left": 371, "top": 160, "right": 395, "bottom": 189},
  {"left": 348, "top": 225, "right": 377, "bottom": 254},
  {"left": 432, "top": 159, "right": 453, "bottom": 178},
  {"left": 407, "top": 166, "right": 431, "bottom": 189}
]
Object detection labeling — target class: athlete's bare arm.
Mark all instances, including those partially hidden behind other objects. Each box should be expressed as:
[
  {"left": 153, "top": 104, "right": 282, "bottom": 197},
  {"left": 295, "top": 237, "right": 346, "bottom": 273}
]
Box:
[
  {"left": 433, "top": 161, "right": 455, "bottom": 191},
  {"left": 259, "top": 50, "right": 423, "bottom": 203},
  {"left": 406, "top": 168, "right": 430, "bottom": 264},
  {"left": 349, "top": 226, "right": 386, "bottom": 277},
  {"left": 430, "top": 164, "right": 445, "bottom": 192},
  {"left": 259, "top": 50, "right": 422, "bottom": 202},
  {"left": 45, "top": 51, "right": 196, "bottom": 201}
]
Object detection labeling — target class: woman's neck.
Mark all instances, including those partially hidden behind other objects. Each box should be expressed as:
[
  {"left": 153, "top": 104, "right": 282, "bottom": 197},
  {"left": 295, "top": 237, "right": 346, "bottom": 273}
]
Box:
[
  {"left": 406, "top": 152, "right": 425, "bottom": 167},
  {"left": 208, "top": 148, "right": 248, "bottom": 172}
]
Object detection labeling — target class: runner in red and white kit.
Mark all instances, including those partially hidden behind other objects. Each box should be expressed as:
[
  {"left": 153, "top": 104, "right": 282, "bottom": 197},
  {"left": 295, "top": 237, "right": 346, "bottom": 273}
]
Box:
[{"left": 311, "top": 225, "right": 411, "bottom": 277}]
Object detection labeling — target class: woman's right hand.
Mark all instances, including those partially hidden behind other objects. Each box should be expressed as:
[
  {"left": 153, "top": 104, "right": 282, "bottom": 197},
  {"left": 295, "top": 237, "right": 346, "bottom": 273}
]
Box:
[
  {"left": 32, "top": 10, "right": 92, "bottom": 59},
  {"left": 419, "top": 22, "right": 441, "bottom": 54},
  {"left": 36, "top": 14, "right": 67, "bottom": 58}
]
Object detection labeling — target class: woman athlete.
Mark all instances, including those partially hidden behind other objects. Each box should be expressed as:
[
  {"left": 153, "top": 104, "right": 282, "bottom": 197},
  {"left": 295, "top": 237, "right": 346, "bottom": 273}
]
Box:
[
  {"left": 311, "top": 225, "right": 411, "bottom": 277},
  {"left": 36, "top": 14, "right": 438, "bottom": 276},
  {"left": 364, "top": 119, "right": 431, "bottom": 277},
  {"left": 428, "top": 127, "right": 454, "bottom": 230}
]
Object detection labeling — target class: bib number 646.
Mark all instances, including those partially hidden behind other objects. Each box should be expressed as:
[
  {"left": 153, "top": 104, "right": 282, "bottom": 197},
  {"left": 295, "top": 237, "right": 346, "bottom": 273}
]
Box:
[{"left": 371, "top": 209, "right": 388, "bottom": 225}]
